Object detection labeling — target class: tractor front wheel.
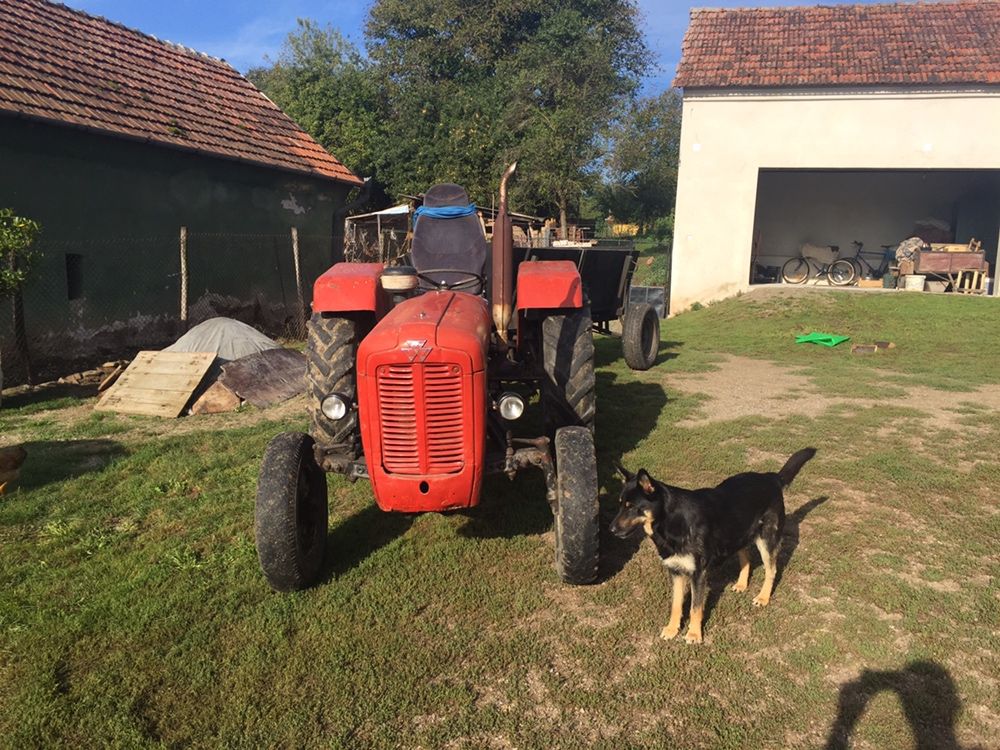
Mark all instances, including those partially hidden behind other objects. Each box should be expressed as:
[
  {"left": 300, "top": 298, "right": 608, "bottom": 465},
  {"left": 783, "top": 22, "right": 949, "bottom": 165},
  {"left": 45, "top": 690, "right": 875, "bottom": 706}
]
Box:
[
  {"left": 553, "top": 426, "right": 600, "bottom": 585},
  {"left": 622, "top": 302, "right": 660, "bottom": 370},
  {"left": 255, "top": 432, "right": 328, "bottom": 592}
]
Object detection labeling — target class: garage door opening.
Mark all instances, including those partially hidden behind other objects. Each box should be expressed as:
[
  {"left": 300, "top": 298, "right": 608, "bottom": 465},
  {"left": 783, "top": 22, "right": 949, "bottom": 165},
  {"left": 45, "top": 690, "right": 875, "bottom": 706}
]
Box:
[{"left": 749, "top": 170, "right": 1000, "bottom": 291}]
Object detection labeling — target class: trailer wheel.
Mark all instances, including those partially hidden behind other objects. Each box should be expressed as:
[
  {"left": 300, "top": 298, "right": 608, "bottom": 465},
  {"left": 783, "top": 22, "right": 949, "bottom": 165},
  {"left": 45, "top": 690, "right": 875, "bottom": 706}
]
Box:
[
  {"left": 622, "top": 303, "right": 660, "bottom": 370},
  {"left": 308, "top": 313, "right": 369, "bottom": 460},
  {"left": 541, "top": 306, "right": 596, "bottom": 435},
  {"left": 255, "top": 432, "right": 328, "bottom": 592},
  {"left": 553, "top": 426, "right": 599, "bottom": 585}
]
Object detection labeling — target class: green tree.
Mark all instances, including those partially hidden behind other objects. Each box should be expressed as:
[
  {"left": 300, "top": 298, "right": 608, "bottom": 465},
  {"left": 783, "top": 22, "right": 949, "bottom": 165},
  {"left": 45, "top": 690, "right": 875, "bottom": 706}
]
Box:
[
  {"left": 247, "top": 20, "right": 383, "bottom": 181},
  {"left": 0, "top": 208, "right": 40, "bottom": 396},
  {"left": 601, "top": 89, "right": 683, "bottom": 234},
  {"left": 366, "top": 0, "right": 649, "bottom": 229},
  {"left": 501, "top": 2, "right": 648, "bottom": 235},
  {"left": 364, "top": 0, "right": 513, "bottom": 201},
  {"left": 0, "top": 209, "right": 39, "bottom": 298}
]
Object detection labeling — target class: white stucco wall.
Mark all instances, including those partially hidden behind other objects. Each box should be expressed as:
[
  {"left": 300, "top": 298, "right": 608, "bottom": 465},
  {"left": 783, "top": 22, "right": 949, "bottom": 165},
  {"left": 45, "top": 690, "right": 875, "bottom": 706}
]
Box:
[{"left": 670, "top": 87, "right": 1000, "bottom": 313}]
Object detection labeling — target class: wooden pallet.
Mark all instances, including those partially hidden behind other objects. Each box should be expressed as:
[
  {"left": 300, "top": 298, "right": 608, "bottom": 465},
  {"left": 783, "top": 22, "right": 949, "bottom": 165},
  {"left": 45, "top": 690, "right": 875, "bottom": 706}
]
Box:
[{"left": 95, "top": 351, "right": 216, "bottom": 417}]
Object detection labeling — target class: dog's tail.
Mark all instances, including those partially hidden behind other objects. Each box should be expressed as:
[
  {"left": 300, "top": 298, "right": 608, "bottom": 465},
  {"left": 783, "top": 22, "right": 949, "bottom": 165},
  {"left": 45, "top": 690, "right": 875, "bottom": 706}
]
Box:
[{"left": 778, "top": 447, "right": 817, "bottom": 487}]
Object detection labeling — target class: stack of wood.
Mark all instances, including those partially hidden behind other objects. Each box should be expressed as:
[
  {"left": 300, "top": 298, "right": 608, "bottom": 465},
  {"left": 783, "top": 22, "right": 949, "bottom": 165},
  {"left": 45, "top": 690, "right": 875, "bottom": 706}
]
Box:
[{"left": 95, "top": 348, "right": 306, "bottom": 418}]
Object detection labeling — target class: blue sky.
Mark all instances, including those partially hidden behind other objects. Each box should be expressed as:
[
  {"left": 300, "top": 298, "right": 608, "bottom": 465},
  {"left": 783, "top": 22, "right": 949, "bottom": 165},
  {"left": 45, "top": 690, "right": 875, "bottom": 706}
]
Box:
[{"left": 63, "top": 0, "right": 889, "bottom": 95}]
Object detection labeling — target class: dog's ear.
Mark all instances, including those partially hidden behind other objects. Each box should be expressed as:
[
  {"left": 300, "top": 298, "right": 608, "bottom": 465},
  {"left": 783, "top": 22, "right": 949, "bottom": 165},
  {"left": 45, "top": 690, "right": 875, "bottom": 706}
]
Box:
[
  {"left": 636, "top": 469, "right": 655, "bottom": 496},
  {"left": 613, "top": 461, "right": 634, "bottom": 481}
]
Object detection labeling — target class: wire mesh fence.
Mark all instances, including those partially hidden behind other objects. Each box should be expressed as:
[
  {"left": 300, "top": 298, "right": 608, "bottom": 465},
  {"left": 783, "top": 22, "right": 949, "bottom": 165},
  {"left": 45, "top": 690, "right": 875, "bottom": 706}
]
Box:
[{"left": 0, "top": 229, "right": 335, "bottom": 388}]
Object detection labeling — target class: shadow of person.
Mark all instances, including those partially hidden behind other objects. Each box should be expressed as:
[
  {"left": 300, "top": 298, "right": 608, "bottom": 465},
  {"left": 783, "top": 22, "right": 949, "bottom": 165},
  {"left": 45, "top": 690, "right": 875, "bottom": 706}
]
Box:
[{"left": 825, "top": 661, "right": 976, "bottom": 750}]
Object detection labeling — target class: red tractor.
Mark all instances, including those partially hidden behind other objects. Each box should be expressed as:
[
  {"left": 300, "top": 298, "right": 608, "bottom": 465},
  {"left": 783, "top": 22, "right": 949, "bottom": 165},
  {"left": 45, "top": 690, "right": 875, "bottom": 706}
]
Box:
[{"left": 255, "top": 164, "right": 653, "bottom": 591}]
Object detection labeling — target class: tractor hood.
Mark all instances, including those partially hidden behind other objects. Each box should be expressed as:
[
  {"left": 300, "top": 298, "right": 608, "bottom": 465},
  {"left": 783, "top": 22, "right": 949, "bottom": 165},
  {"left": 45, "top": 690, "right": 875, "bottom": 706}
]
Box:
[
  {"left": 356, "top": 291, "right": 491, "bottom": 513},
  {"left": 357, "top": 291, "right": 491, "bottom": 377}
]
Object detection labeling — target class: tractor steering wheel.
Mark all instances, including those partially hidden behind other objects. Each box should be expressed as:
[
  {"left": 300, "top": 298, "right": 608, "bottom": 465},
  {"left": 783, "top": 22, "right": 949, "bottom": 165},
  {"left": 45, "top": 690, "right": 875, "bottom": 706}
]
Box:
[{"left": 416, "top": 269, "right": 485, "bottom": 292}]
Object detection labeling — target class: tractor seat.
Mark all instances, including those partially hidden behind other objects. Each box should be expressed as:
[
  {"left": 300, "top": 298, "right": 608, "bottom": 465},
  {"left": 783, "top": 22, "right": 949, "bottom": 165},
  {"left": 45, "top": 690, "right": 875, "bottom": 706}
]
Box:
[{"left": 410, "top": 183, "right": 488, "bottom": 293}]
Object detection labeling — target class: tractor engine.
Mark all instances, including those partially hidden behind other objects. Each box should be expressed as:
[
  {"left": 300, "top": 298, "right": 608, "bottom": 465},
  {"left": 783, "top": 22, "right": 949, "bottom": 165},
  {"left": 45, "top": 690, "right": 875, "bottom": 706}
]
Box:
[{"left": 356, "top": 290, "right": 491, "bottom": 513}]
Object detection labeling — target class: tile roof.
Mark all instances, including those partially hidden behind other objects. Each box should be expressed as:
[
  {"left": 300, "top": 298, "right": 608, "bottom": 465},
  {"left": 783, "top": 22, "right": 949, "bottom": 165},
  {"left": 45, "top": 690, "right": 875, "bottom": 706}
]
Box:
[
  {"left": 0, "top": 0, "right": 362, "bottom": 185},
  {"left": 674, "top": 1, "right": 1000, "bottom": 89}
]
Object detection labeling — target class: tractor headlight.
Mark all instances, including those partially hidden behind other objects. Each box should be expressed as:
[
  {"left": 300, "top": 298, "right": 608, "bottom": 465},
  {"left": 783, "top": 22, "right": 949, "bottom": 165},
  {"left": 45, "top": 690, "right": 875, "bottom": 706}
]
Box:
[
  {"left": 497, "top": 392, "right": 525, "bottom": 421},
  {"left": 321, "top": 393, "right": 349, "bottom": 421}
]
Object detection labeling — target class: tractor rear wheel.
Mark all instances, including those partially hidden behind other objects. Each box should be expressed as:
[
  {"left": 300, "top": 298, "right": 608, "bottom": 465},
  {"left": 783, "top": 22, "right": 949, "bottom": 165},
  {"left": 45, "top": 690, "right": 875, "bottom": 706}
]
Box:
[
  {"left": 307, "top": 313, "right": 369, "bottom": 463},
  {"left": 622, "top": 303, "right": 660, "bottom": 370},
  {"left": 540, "top": 306, "right": 596, "bottom": 436},
  {"left": 553, "top": 426, "right": 599, "bottom": 585},
  {"left": 255, "top": 432, "right": 328, "bottom": 592}
]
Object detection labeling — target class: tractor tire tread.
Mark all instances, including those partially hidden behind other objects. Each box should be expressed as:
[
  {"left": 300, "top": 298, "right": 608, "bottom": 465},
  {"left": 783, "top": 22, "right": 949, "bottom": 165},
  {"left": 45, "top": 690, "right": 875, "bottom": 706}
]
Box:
[
  {"left": 307, "top": 313, "right": 365, "bottom": 455},
  {"left": 541, "top": 306, "right": 596, "bottom": 435},
  {"left": 255, "top": 431, "right": 328, "bottom": 592},
  {"left": 553, "top": 426, "right": 600, "bottom": 585}
]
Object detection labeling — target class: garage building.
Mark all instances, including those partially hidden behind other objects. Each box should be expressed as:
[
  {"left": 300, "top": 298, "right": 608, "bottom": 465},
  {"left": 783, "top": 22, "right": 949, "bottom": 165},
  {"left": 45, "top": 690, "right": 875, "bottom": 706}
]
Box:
[{"left": 670, "top": 1, "right": 1000, "bottom": 312}]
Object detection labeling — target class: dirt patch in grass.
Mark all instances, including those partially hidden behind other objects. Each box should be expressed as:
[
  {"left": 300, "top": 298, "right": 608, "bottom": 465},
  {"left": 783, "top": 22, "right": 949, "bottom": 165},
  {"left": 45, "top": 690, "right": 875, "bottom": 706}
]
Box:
[{"left": 668, "top": 355, "right": 1000, "bottom": 429}]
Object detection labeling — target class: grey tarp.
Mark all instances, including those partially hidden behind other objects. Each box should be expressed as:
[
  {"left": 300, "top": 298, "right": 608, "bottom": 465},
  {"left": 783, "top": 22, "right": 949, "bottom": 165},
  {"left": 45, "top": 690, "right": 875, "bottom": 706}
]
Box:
[{"left": 164, "top": 317, "right": 279, "bottom": 363}]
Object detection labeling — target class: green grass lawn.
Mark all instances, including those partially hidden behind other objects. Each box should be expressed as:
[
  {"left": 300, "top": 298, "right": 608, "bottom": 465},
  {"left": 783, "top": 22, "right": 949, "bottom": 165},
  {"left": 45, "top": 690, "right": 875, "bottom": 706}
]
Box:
[{"left": 1, "top": 290, "right": 998, "bottom": 748}]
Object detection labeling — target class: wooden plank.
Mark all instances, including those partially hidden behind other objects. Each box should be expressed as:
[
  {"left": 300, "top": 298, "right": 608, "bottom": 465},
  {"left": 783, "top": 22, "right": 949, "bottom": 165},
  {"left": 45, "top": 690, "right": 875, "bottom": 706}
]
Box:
[
  {"left": 112, "top": 370, "right": 212, "bottom": 390},
  {"left": 120, "top": 351, "right": 218, "bottom": 374},
  {"left": 96, "top": 351, "right": 215, "bottom": 417},
  {"left": 98, "top": 364, "right": 124, "bottom": 392},
  {"left": 99, "top": 390, "right": 193, "bottom": 407}
]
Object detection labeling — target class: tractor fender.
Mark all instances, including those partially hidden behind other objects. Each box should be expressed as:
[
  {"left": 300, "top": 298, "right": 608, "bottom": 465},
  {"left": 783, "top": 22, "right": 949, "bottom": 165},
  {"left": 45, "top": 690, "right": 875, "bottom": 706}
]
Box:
[
  {"left": 313, "top": 262, "right": 390, "bottom": 315},
  {"left": 515, "top": 261, "right": 583, "bottom": 311}
]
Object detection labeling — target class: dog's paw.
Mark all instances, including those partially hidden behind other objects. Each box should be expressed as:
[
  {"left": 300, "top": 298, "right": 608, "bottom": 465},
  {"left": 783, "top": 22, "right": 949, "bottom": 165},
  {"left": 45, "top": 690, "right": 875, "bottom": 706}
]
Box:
[
  {"left": 731, "top": 581, "right": 748, "bottom": 592},
  {"left": 684, "top": 630, "right": 703, "bottom": 645},
  {"left": 752, "top": 593, "right": 770, "bottom": 607},
  {"left": 660, "top": 624, "right": 680, "bottom": 640}
]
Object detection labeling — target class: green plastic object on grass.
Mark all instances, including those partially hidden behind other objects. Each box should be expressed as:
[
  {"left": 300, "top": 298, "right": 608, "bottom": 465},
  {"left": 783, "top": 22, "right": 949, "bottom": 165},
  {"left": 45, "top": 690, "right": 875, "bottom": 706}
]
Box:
[{"left": 795, "top": 332, "right": 850, "bottom": 347}]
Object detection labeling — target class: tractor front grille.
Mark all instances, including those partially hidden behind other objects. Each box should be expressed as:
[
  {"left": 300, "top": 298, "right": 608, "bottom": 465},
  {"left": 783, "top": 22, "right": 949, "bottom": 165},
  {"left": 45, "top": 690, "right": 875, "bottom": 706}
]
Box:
[{"left": 377, "top": 362, "right": 464, "bottom": 475}]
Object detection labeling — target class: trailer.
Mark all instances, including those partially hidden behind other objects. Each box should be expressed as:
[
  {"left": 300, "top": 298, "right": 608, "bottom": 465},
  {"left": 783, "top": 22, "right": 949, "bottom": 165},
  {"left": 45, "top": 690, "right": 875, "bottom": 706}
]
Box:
[{"left": 520, "top": 241, "right": 662, "bottom": 370}]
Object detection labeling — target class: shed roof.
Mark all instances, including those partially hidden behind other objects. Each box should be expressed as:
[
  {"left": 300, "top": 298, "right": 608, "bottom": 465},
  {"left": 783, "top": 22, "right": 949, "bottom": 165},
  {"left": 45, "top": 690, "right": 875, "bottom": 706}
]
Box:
[
  {"left": 0, "top": 0, "right": 362, "bottom": 186},
  {"left": 674, "top": 1, "right": 1000, "bottom": 89}
]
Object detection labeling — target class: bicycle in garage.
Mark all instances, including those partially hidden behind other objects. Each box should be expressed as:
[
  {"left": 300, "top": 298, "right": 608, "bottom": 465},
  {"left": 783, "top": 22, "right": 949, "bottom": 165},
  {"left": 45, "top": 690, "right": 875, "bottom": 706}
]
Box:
[
  {"left": 781, "top": 244, "right": 856, "bottom": 286},
  {"left": 845, "top": 240, "right": 893, "bottom": 280}
]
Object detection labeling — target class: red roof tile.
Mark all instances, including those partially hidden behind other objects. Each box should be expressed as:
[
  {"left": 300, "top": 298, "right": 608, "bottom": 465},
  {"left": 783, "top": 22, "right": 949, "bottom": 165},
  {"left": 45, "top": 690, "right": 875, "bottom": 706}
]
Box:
[
  {"left": 674, "top": 1, "right": 1000, "bottom": 89},
  {"left": 0, "top": 0, "right": 362, "bottom": 185}
]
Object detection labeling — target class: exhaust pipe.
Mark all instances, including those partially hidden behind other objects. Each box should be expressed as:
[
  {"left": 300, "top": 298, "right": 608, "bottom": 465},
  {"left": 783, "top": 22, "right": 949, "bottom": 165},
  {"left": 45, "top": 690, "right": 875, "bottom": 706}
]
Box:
[{"left": 491, "top": 162, "right": 517, "bottom": 342}]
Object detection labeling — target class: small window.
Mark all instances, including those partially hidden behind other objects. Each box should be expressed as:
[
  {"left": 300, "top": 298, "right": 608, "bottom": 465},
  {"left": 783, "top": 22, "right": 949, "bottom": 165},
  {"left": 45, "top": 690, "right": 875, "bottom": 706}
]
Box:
[{"left": 65, "top": 253, "right": 83, "bottom": 300}]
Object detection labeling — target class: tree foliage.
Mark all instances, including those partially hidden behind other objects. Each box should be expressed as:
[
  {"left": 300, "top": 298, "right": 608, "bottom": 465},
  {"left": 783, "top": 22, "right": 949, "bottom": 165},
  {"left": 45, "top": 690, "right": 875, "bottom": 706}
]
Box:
[
  {"left": 367, "top": 0, "right": 647, "bottom": 226},
  {"left": 247, "top": 21, "right": 383, "bottom": 181},
  {"left": 251, "top": 2, "right": 650, "bottom": 226},
  {"left": 599, "top": 89, "right": 682, "bottom": 232},
  {"left": 0, "top": 208, "right": 40, "bottom": 299}
]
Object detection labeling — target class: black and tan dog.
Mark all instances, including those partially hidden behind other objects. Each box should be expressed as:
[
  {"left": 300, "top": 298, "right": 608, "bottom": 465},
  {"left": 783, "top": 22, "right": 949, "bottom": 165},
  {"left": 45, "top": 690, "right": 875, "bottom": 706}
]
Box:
[{"left": 611, "top": 448, "right": 816, "bottom": 644}]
